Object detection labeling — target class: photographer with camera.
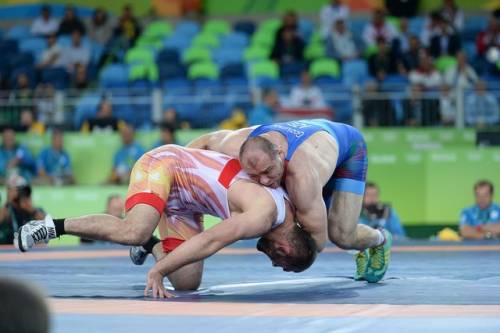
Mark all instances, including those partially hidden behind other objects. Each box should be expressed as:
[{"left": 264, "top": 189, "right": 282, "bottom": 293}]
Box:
[
  {"left": 359, "top": 182, "right": 406, "bottom": 239},
  {"left": 0, "top": 176, "right": 45, "bottom": 244}
]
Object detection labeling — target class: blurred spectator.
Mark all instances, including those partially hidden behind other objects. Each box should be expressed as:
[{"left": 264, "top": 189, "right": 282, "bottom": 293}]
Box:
[
  {"left": 289, "top": 71, "right": 326, "bottom": 109},
  {"left": 409, "top": 52, "right": 442, "bottom": 89},
  {"left": 34, "top": 84, "right": 56, "bottom": 124},
  {"left": 476, "top": 13, "right": 500, "bottom": 73},
  {"left": 71, "top": 63, "right": 90, "bottom": 91},
  {"left": 362, "top": 8, "right": 398, "bottom": 48},
  {"left": 465, "top": 81, "right": 500, "bottom": 128},
  {"left": 219, "top": 107, "right": 248, "bottom": 130},
  {"left": 368, "top": 37, "right": 398, "bottom": 81},
  {"left": 385, "top": 0, "right": 419, "bottom": 18},
  {"left": 0, "top": 176, "right": 45, "bottom": 244},
  {"left": 403, "top": 85, "right": 440, "bottom": 126},
  {"left": 81, "top": 193, "right": 124, "bottom": 244},
  {"left": 359, "top": 182, "right": 406, "bottom": 238},
  {"left": 429, "top": 13, "right": 461, "bottom": 58},
  {"left": 325, "top": 18, "right": 359, "bottom": 61},
  {"left": 248, "top": 89, "right": 278, "bottom": 125},
  {"left": 0, "top": 128, "right": 36, "bottom": 183},
  {"left": 439, "top": 0, "right": 464, "bottom": 32},
  {"left": 400, "top": 36, "right": 422, "bottom": 72},
  {"left": 439, "top": 85, "right": 456, "bottom": 126},
  {"left": 113, "top": 4, "right": 141, "bottom": 46},
  {"left": 9, "top": 73, "right": 34, "bottom": 127},
  {"left": 459, "top": 180, "right": 500, "bottom": 240},
  {"left": 444, "top": 51, "right": 478, "bottom": 88},
  {"left": 153, "top": 122, "right": 177, "bottom": 148},
  {"left": 19, "top": 109, "right": 45, "bottom": 135},
  {"left": 30, "top": 5, "right": 59, "bottom": 37},
  {"left": 36, "top": 33, "right": 62, "bottom": 70},
  {"left": 88, "top": 7, "right": 114, "bottom": 46},
  {"left": 391, "top": 17, "right": 411, "bottom": 54},
  {"left": 0, "top": 277, "right": 50, "bottom": 333},
  {"left": 36, "top": 130, "right": 74, "bottom": 185},
  {"left": 82, "top": 100, "right": 123, "bottom": 132},
  {"left": 420, "top": 11, "right": 445, "bottom": 47},
  {"left": 275, "top": 10, "right": 299, "bottom": 38},
  {"left": 59, "top": 30, "right": 91, "bottom": 74},
  {"left": 161, "top": 107, "right": 182, "bottom": 129},
  {"left": 109, "top": 124, "right": 144, "bottom": 185},
  {"left": 362, "top": 81, "right": 396, "bottom": 126},
  {"left": 319, "top": 0, "right": 350, "bottom": 39},
  {"left": 271, "top": 27, "right": 305, "bottom": 65},
  {"left": 57, "top": 5, "right": 86, "bottom": 36}
]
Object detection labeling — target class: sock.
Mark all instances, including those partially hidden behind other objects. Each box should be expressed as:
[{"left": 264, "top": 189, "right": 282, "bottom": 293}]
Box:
[
  {"left": 53, "top": 218, "right": 66, "bottom": 236},
  {"left": 375, "top": 229, "right": 385, "bottom": 247},
  {"left": 143, "top": 236, "right": 160, "bottom": 253}
]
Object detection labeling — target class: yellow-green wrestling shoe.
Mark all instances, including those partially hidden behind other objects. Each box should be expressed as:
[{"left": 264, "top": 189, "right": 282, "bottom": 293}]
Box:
[
  {"left": 365, "top": 229, "right": 392, "bottom": 283},
  {"left": 354, "top": 249, "right": 369, "bottom": 281}
]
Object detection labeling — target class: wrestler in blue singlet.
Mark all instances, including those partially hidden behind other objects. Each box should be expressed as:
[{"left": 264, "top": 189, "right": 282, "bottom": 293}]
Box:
[{"left": 248, "top": 119, "right": 368, "bottom": 206}]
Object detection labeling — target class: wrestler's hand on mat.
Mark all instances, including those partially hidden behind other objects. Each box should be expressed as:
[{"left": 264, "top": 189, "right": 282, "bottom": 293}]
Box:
[{"left": 144, "top": 268, "right": 174, "bottom": 299}]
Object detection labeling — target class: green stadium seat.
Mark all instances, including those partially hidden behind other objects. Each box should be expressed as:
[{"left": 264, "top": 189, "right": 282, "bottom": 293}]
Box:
[
  {"left": 251, "top": 31, "right": 275, "bottom": 49},
  {"left": 244, "top": 46, "right": 270, "bottom": 62},
  {"left": 129, "top": 62, "right": 159, "bottom": 82},
  {"left": 203, "top": 20, "right": 231, "bottom": 36},
  {"left": 436, "top": 56, "right": 457, "bottom": 73},
  {"left": 192, "top": 33, "right": 220, "bottom": 49},
  {"left": 250, "top": 60, "right": 279, "bottom": 79},
  {"left": 304, "top": 42, "right": 326, "bottom": 61},
  {"left": 259, "top": 19, "right": 281, "bottom": 34},
  {"left": 183, "top": 47, "right": 212, "bottom": 64},
  {"left": 125, "top": 48, "right": 155, "bottom": 64},
  {"left": 143, "top": 21, "right": 173, "bottom": 38},
  {"left": 310, "top": 58, "right": 340, "bottom": 78},
  {"left": 188, "top": 62, "right": 220, "bottom": 80},
  {"left": 135, "top": 36, "right": 163, "bottom": 50}
]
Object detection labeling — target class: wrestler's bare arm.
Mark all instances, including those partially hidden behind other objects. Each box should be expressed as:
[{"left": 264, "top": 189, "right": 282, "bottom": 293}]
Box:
[
  {"left": 186, "top": 128, "right": 255, "bottom": 157},
  {"left": 186, "top": 130, "right": 232, "bottom": 150},
  {"left": 285, "top": 168, "right": 328, "bottom": 252}
]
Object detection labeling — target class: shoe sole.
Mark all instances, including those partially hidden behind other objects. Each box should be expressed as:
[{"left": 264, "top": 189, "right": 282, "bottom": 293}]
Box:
[{"left": 17, "top": 229, "right": 27, "bottom": 253}]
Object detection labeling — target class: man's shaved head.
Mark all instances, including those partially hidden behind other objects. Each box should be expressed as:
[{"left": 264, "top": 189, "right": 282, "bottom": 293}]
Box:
[{"left": 239, "top": 136, "right": 277, "bottom": 161}]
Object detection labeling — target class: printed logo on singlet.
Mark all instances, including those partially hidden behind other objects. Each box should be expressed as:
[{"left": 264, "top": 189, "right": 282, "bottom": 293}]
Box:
[{"left": 274, "top": 121, "right": 312, "bottom": 138}]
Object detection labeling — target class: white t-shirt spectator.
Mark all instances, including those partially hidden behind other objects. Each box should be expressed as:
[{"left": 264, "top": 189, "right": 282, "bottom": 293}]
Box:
[
  {"left": 329, "top": 29, "right": 358, "bottom": 59},
  {"left": 60, "top": 45, "right": 90, "bottom": 73},
  {"left": 409, "top": 69, "right": 442, "bottom": 89},
  {"left": 362, "top": 22, "right": 398, "bottom": 47},
  {"left": 289, "top": 86, "right": 327, "bottom": 109},
  {"left": 320, "top": 3, "right": 350, "bottom": 39},
  {"left": 31, "top": 17, "right": 59, "bottom": 36},
  {"left": 39, "top": 44, "right": 63, "bottom": 68},
  {"left": 444, "top": 65, "right": 478, "bottom": 89}
]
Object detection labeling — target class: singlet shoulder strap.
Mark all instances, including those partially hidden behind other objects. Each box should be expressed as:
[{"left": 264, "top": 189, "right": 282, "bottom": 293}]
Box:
[{"left": 218, "top": 158, "right": 242, "bottom": 189}]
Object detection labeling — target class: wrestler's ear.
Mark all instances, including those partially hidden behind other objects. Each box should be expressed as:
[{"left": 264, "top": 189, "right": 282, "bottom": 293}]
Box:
[
  {"left": 276, "top": 147, "right": 285, "bottom": 160},
  {"left": 276, "top": 242, "right": 292, "bottom": 256}
]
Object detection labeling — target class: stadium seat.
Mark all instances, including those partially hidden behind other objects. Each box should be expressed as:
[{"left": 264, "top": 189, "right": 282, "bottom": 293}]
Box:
[
  {"left": 174, "top": 20, "right": 200, "bottom": 37},
  {"left": 9, "top": 52, "right": 34, "bottom": 69},
  {"left": 192, "top": 33, "right": 220, "bottom": 49},
  {"left": 40, "top": 67, "right": 69, "bottom": 89},
  {"left": 162, "top": 77, "right": 191, "bottom": 91},
  {"left": 259, "top": 19, "right": 281, "bottom": 34},
  {"left": 342, "top": 59, "right": 369, "bottom": 86},
  {"left": 310, "top": 58, "right": 341, "bottom": 79},
  {"left": 213, "top": 48, "right": 244, "bottom": 67},
  {"left": 19, "top": 37, "right": 46, "bottom": 57},
  {"left": 193, "top": 78, "right": 222, "bottom": 91},
  {"left": 183, "top": 47, "right": 212, "bottom": 64},
  {"left": 159, "top": 63, "right": 187, "bottom": 81},
  {"left": 280, "top": 62, "right": 307, "bottom": 80},
  {"left": 163, "top": 34, "right": 193, "bottom": 51},
  {"left": 220, "top": 63, "right": 247, "bottom": 86},
  {"left": 124, "top": 48, "right": 155, "bottom": 65},
  {"left": 435, "top": 56, "right": 457, "bottom": 73},
  {"left": 135, "top": 35, "right": 163, "bottom": 50},
  {"left": 143, "top": 21, "right": 173, "bottom": 39},
  {"left": 298, "top": 18, "right": 314, "bottom": 42},
  {"left": 129, "top": 62, "right": 159, "bottom": 82},
  {"left": 0, "top": 39, "right": 19, "bottom": 55},
  {"left": 203, "top": 20, "right": 231, "bottom": 36},
  {"left": 219, "top": 32, "right": 249, "bottom": 49},
  {"left": 250, "top": 60, "right": 279, "bottom": 88},
  {"left": 157, "top": 48, "right": 181, "bottom": 65},
  {"left": 250, "top": 31, "right": 275, "bottom": 49},
  {"left": 188, "top": 62, "right": 220, "bottom": 80},
  {"left": 99, "top": 64, "right": 129, "bottom": 88},
  {"left": 233, "top": 20, "right": 256, "bottom": 36},
  {"left": 6, "top": 25, "right": 30, "bottom": 40},
  {"left": 73, "top": 93, "right": 101, "bottom": 128},
  {"left": 243, "top": 46, "right": 270, "bottom": 62},
  {"left": 408, "top": 17, "right": 424, "bottom": 36},
  {"left": 304, "top": 42, "right": 326, "bottom": 61}
]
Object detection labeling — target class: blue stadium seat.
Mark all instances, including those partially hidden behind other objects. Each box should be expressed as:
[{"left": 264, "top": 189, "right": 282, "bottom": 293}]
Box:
[
  {"left": 163, "top": 35, "right": 193, "bottom": 52},
  {"left": 6, "top": 25, "right": 30, "bottom": 40},
  {"left": 19, "top": 37, "right": 46, "bottom": 54},
  {"left": 463, "top": 16, "right": 487, "bottom": 42},
  {"left": 233, "top": 20, "right": 256, "bottom": 36},
  {"left": 9, "top": 52, "right": 34, "bottom": 69},
  {"left": 349, "top": 19, "right": 366, "bottom": 38},
  {"left": 219, "top": 32, "right": 249, "bottom": 49},
  {"left": 99, "top": 64, "right": 129, "bottom": 88},
  {"left": 157, "top": 48, "right": 181, "bottom": 65},
  {"left": 463, "top": 41, "right": 477, "bottom": 60},
  {"left": 280, "top": 62, "right": 307, "bottom": 81},
  {"left": 408, "top": 17, "right": 424, "bottom": 36},
  {"left": 174, "top": 21, "right": 200, "bottom": 38},
  {"left": 0, "top": 39, "right": 19, "bottom": 55},
  {"left": 162, "top": 78, "right": 191, "bottom": 91},
  {"left": 342, "top": 59, "right": 369, "bottom": 86},
  {"left": 193, "top": 78, "right": 222, "bottom": 92},
  {"left": 159, "top": 63, "right": 187, "bottom": 81},
  {"left": 41, "top": 67, "right": 69, "bottom": 89},
  {"left": 213, "top": 48, "right": 244, "bottom": 67},
  {"left": 73, "top": 93, "right": 101, "bottom": 128},
  {"left": 220, "top": 63, "right": 248, "bottom": 87},
  {"left": 298, "top": 19, "right": 314, "bottom": 42}
]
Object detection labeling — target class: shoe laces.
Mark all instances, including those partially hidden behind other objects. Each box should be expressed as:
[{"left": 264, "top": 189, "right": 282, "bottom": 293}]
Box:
[{"left": 31, "top": 222, "right": 48, "bottom": 243}]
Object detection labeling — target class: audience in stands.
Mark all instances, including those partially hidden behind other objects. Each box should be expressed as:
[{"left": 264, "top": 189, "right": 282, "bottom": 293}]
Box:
[
  {"left": 30, "top": 5, "right": 59, "bottom": 37},
  {"left": 465, "top": 81, "right": 500, "bottom": 127},
  {"left": 403, "top": 85, "right": 441, "bottom": 126},
  {"left": 359, "top": 182, "right": 406, "bottom": 238},
  {"left": 59, "top": 30, "right": 90, "bottom": 74},
  {"left": 19, "top": 109, "right": 45, "bottom": 135},
  {"left": 475, "top": 12, "right": 500, "bottom": 73},
  {"left": 459, "top": 180, "right": 500, "bottom": 240},
  {"left": 271, "top": 26, "right": 305, "bottom": 65},
  {"left": 385, "top": 0, "right": 419, "bottom": 18},
  {"left": 0, "top": 128, "right": 37, "bottom": 183},
  {"left": 409, "top": 52, "right": 442, "bottom": 89},
  {"left": 57, "top": 5, "right": 86, "bottom": 36},
  {"left": 109, "top": 124, "right": 144, "bottom": 185},
  {"left": 219, "top": 107, "right": 248, "bottom": 130},
  {"left": 439, "top": 0, "right": 464, "bottom": 32},
  {"left": 439, "top": 85, "right": 457, "bottom": 125},
  {"left": 429, "top": 12, "right": 461, "bottom": 58},
  {"left": 325, "top": 18, "right": 359, "bottom": 61},
  {"left": 249, "top": 88, "right": 279, "bottom": 126},
  {"left": 362, "top": 81, "right": 396, "bottom": 126},
  {"left": 444, "top": 51, "right": 478, "bottom": 88},
  {"left": 399, "top": 35, "right": 422, "bottom": 72},
  {"left": 153, "top": 122, "right": 177, "bottom": 148},
  {"left": 34, "top": 84, "right": 56, "bottom": 124},
  {"left": 36, "top": 129, "right": 74, "bottom": 185},
  {"left": 289, "top": 70, "right": 326, "bottom": 109},
  {"left": 319, "top": 0, "right": 350, "bottom": 39},
  {"left": 71, "top": 63, "right": 91, "bottom": 91},
  {"left": 420, "top": 11, "right": 445, "bottom": 47},
  {"left": 392, "top": 18, "right": 412, "bottom": 54},
  {"left": 36, "top": 33, "right": 62, "bottom": 70},
  {"left": 0, "top": 176, "right": 45, "bottom": 244},
  {"left": 83, "top": 100, "right": 123, "bottom": 133},
  {"left": 362, "top": 8, "right": 398, "bottom": 48},
  {"left": 113, "top": 4, "right": 141, "bottom": 47},
  {"left": 368, "top": 37, "right": 398, "bottom": 81},
  {"left": 88, "top": 7, "right": 114, "bottom": 46}
]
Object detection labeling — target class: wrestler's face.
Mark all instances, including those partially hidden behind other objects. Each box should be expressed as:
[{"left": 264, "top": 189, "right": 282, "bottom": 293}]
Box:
[
  {"left": 257, "top": 237, "right": 294, "bottom": 272},
  {"left": 241, "top": 150, "right": 285, "bottom": 189}
]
